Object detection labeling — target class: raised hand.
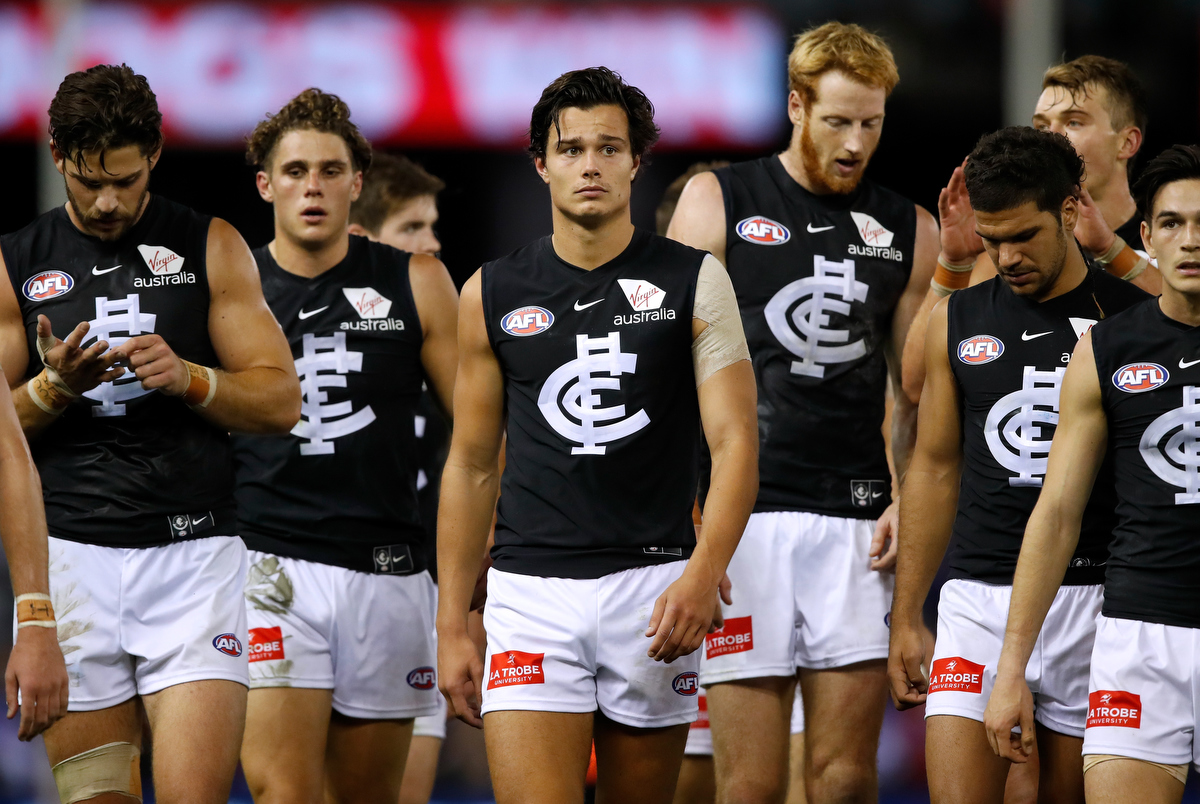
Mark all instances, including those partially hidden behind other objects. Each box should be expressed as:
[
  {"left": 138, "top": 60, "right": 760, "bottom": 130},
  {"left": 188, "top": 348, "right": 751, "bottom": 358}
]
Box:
[{"left": 938, "top": 159, "right": 985, "bottom": 263}]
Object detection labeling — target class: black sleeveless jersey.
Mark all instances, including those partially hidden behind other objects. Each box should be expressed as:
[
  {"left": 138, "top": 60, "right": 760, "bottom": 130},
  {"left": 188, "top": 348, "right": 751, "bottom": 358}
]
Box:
[
  {"left": 946, "top": 268, "right": 1148, "bottom": 585},
  {"left": 482, "top": 230, "right": 703, "bottom": 579},
  {"left": 0, "top": 196, "right": 234, "bottom": 547},
  {"left": 715, "top": 156, "right": 915, "bottom": 519},
  {"left": 1092, "top": 299, "right": 1200, "bottom": 628},
  {"left": 232, "top": 237, "right": 427, "bottom": 575}
]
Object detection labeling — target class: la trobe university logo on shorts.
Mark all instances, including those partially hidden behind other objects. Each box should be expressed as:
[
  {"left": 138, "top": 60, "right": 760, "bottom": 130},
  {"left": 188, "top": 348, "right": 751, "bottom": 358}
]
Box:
[
  {"left": 1087, "top": 690, "right": 1142, "bottom": 729},
  {"left": 985, "top": 366, "right": 1066, "bottom": 488},
  {"left": 765, "top": 255, "right": 870, "bottom": 378},
  {"left": 1138, "top": 384, "right": 1200, "bottom": 505},
  {"left": 487, "top": 650, "right": 545, "bottom": 689}
]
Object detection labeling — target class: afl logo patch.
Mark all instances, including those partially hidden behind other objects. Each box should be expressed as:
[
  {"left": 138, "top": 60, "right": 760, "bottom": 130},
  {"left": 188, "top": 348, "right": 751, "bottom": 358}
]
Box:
[
  {"left": 1112, "top": 362, "right": 1169, "bottom": 393},
  {"left": 672, "top": 672, "right": 700, "bottom": 696},
  {"left": 22, "top": 271, "right": 73, "bottom": 302},
  {"left": 502, "top": 306, "right": 554, "bottom": 337},
  {"left": 407, "top": 667, "right": 437, "bottom": 690},
  {"left": 958, "top": 335, "right": 1004, "bottom": 365},
  {"left": 736, "top": 216, "right": 790, "bottom": 245},
  {"left": 211, "top": 633, "right": 243, "bottom": 657}
]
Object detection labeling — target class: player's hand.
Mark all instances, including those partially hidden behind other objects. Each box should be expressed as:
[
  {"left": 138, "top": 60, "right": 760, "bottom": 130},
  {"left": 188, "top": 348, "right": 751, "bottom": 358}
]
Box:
[
  {"left": 709, "top": 572, "right": 733, "bottom": 632},
  {"left": 984, "top": 667, "right": 1036, "bottom": 762},
  {"left": 36, "top": 315, "right": 125, "bottom": 393},
  {"left": 5, "top": 625, "right": 68, "bottom": 741},
  {"left": 646, "top": 567, "right": 715, "bottom": 663},
  {"left": 114, "top": 334, "right": 190, "bottom": 396},
  {"left": 869, "top": 499, "right": 899, "bottom": 571},
  {"left": 938, "top": 159, "right": 985, "bottom": 264},
  {"left": 886, "top": 618, "right": 928, "bottom": 710},
  {"left": 1074, "top": 186, "right": 1118, "bottom": 257},
  {"left": 438, "top": 629, "right": 484, "bottom": 729}
]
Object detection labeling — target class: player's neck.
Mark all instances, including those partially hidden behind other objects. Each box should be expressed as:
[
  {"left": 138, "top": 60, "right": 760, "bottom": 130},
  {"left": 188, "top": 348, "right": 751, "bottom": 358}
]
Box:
[
  {"left": 1038, "top": 243, "right": 1090, "bottom": 303},
  {"left": 269, "top": 228, "right": 350, "bottom": 279},
  {"left": 778, "top": 147, "right": 822, "bottom": 195},
  {"left": 550, "top": 209, "right": 635, "bottom": 271},
  {"left": 1089, "top": 168, "right": 1139, "bottom": 233},
  {"left": 1159, "top": 285, "right": 1200, "bottom": 328}
]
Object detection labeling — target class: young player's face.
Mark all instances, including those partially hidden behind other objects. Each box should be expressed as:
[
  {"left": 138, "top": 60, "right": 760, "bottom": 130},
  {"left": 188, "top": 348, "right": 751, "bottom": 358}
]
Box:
[
  {"left": 258, "top": 129, "right": 362, "bottom": 250},
  {"left": 536, "top": 104, "right": 639, "bottom": 224},
  {"left": 55, "top": 143, "right": 157, "bottom": 242},
  {"left": 1033, "top": 85, "right": 1128, "bottom": 197},
  {"left": 373, "top": 195, "right": 441, "bottom": 255},
  {"left": 1142, "top": 178, "right": 1200, "bottom": 297},
  {"left": 974, "top": 199, "right": 1077, "bottom": 299},
  {"left": 790, "top": 70, "right": 885, "bottom": 195}
]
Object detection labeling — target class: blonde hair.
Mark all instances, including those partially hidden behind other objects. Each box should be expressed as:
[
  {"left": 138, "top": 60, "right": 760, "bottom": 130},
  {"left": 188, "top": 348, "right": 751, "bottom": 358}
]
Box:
[{"left": 788, "top": 22, "right": 899, "bottom": 106}]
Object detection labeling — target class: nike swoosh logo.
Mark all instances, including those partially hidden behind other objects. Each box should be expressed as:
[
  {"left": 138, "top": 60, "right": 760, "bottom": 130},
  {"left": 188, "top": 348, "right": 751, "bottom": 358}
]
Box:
[
  {"left": 298, "top": 306, "right": 329, "bottom": 320},
  {"left": 1181, "top": 357, "right": 1200, "bottom": 369},
  {"left": 1021, "top": 330, "right": 1053, "bottom": 341},
  {"left": 807, "top": 224, "right": 835, "bottom": 233},
  {"left": 871, "top": 491, "right": 883, "bottom": 499},
  {"left": 92, "top": 264, "right": 122, "bottom": 276},
  {"left": 191, "top": 516, "right": 208, "bottom": 526},
  {"left": 574, "top": 299, "right": 604, "bottom": 311}
]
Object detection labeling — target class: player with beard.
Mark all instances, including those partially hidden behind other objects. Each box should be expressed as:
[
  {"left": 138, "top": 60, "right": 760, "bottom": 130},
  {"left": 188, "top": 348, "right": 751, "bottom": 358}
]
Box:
[
  {"left": 983, "top": 144, "right": 1200, "bottom": 804},
  {"left": 437, "top": 67, "right": 759, "bottom": 804},
  {"left": 235, "top": 92, "right": 458, "bottom": 804},
  {"left": 0, "top": 64, "right": 300, "bottom": 803},
  {"left": 668, "top": 22, "right": 938, "bottom": 803},
  {"left": 888, "top": 127, "right": 1147, "bottom": 804}
]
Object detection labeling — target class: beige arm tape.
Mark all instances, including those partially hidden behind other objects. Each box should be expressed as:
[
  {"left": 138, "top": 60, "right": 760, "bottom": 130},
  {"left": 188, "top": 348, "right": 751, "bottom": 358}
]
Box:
[
  {"left": 692, "top": 254, "right": 750, "bottom": 386},
  {"left": 52, "top": 742, "right": 142, "bottom": 803},
  {"left": 1082, "top": 754, "right": 1188, "bottom": 786}
]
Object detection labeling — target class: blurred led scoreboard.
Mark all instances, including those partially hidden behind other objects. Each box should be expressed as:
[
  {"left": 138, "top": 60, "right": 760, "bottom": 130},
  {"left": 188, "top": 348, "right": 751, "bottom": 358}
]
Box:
[{"left": 0, "top": 2, "right": 786, "bottom": 149}]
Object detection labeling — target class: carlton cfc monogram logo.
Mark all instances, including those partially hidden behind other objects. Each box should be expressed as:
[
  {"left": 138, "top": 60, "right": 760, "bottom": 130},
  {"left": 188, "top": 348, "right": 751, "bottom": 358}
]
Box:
[
  {"left": 538, "top": 332, "right": 650, "bottom": 455},
  {"left": 82, "top": 294, "right": 158, "bottom": 417},
  {"left": 1139, "top": 385, "right": 1200, "bottom": 505},
  {"left": 985, "top": 366, "right": 1066, "bottom": 487},
  {"left": 290, "top": 332, "right": 376, "bottom": 455},
  {"left": 765, "top": 255, "right": 869, "bottom": 378}
]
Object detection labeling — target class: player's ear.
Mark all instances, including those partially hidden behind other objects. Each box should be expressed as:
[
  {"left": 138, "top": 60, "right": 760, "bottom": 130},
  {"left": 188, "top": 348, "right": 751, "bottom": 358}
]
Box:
[
  {"left": 256, "top": 171, "right": 274, "bottom": 203},
  {"left": 1060, "top": 193, "right": 1080, "bottom": 232},
  {"left": 787, "top": 90, "right": 805, "bottom": 127},
  {"left": 1141, "top": 219, "right": 1156, "bottom": 262},
  {"left": 534, "top": 155, "right": 550, "bottom": 185},
  {"left": 1118, "top": 126, "right": 1143, "bottom": 163},
  {"left": 347, "top": 223, "right": 373, "bottom": 239},
  {"left": 49, "top": 140, "right": 66, "bottom": 175},
  {"left": 630, "top": 154, "right": 641, "bottom": 182},
  {"left": 350, "top": 170, "right": 363, "bottom": 204},
  {"left": 147, "top": 146, "right": 163, "bottom": 170}
]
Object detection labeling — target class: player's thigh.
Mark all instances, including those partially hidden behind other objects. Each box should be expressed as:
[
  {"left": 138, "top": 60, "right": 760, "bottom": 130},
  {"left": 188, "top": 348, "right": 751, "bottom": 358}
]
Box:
[
  {"left": 707, "top": 676, "right": 794, "bottom": 799},
  {"left": 1083, "top": 759, "right": 1184, "bottom": 804},
  {"left": 798, "top": 660, "right": 886, "bottom": 766},
  {"left": 785, "top": 731, "right": 807, "bottom": 804},
  {"left": 1035, "top": 724, "right": 1084, "bottom": 804},
  {"left": 141, "top": 679, "right": 248, "bottom": 804},
  {"left": 594, "top": 713, "right": 689, "bottom": 804},
  {"left": 924, "top": 715, "right": 1009, "bottom": 804},
  {"left": 398, "top": 735, "right": 442, "bottom": 804},
  {"left": 484, "top": 710, "right": 593, "bottom": 804},
  {"left": 43, "top": 699, "right": 143, "bottom": 765},
  {"left": 241, "top": 686, "right": 333, "bottom": 803},
  {"left": 324, "top": 712, "right": 414, "bottom": 804},
  {"left": 674, "top": 756, "right": 715, "bottom": 804}
]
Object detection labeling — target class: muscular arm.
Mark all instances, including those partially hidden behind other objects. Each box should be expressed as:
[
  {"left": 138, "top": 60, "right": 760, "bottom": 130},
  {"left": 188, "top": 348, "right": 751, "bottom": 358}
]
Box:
[
  {"left": 666, "top": 172, "right": 727, "bottom": 265},
  {"left": 887, "top": 299, "right": 962, "bottom": 707},
  {"left": 410, "top": 253, "right": 460, "bottom": 417},
  {"left": 436, "top": 271, "right": 504, "bottom": 727}
]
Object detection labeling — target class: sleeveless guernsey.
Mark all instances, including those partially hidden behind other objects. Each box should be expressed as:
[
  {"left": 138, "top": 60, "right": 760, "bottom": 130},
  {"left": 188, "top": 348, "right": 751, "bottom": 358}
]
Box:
[
  {"left": 233, "top": 236, "right": 427, "bottom": 575},
  {"left": 715, "top": 155, "right": 915, "bottom": 519},
  {"left": 0, "top": 195, "right": 233, "bottom": 547},
  {"left": 482, "top": 230, "right": 704, "bottom": 579},
  {"left": 1092, "top": 299, "right": 1200, "bottom": 628},
  {"left": 946, "top": 267, "right": 1148, "bottom": 585}
]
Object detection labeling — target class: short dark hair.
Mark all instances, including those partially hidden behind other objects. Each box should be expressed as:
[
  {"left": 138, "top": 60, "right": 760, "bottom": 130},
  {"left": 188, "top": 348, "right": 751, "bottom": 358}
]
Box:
[
  {"left": 48, "top": 64, "right": 163, "bottom": 173},
  {"left": 656, "top": 161, "right": 730, "bottom": 236},
  {"left": 964, "top": 127, "right": 1084, "bottom": 219},
  {"left": 246, "top": 88, "right": 372, "bottom": 173},
  {"left": 1134, "top": 144, "right": 1200, "bottom": 221},
  {"left": 350, "top": 152, "right": 445, "bottom": 234},
  {"left": 528, "top": 67, "right": 659, "bottom": 164},
  {"left": 1043, "top": 55, "right": 1149, "bottom": 173}
]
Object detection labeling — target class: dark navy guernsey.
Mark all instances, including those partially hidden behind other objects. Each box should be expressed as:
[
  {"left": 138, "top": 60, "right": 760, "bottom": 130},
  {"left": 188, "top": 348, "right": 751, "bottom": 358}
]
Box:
[
  {"left": 715, "top": 155, "right": 916, "bottom": 520},
  {"left": 233, "top": 236, "right": 428, "bottom": 575},
  {"left": 483, "top": 229, "right": 704, "bottom": 579},
  {"left": 1, "top": 195, "right": 235, "bottom": 547}
]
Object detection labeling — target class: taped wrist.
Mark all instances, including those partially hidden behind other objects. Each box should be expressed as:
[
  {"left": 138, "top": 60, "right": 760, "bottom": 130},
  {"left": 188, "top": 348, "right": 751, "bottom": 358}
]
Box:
[
  {"left": 1093, "top": 235, "right": 1150, "bottom": 282},
  {"left": 931, "top": 254, "right": 975, "bottom": 298},
  {"left": 52, "top": 742, "right": 142, "bottom": 804},
  {"left": 15, "top": 593, "right": 56, "bottom": 629},
  {"left": 692, "top": 255, "right": 750, "bottom": 386},
  {"left": 28, "top": 368, "right": 77, "bottom": 414},
  {"left": 180, "top": 361, "right": 217, "bottom": 408}
]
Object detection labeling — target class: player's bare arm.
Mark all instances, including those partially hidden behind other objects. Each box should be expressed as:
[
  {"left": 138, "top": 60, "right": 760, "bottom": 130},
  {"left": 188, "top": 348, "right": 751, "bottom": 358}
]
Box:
[
  {"left": 436, "top": 271, "right": 502, "bottom": 729},
  {"left": 1074, "top": 187, "right": 1162, "bottom": 295},
  {"left": 983, "top": 333, "right": 1107, "bottom": 761},
  {"left": 888, "top": 298, "right": 961, "bottom": 709},
  {"left": 666, "top": 171, "right": 727, "bottom": 265},
  {"left": 410, "top": 253, "right": 460, "bottom": 417},
  {"left": 116, "top": 217, "right": 300, "bottom": 433},
  {"left": 0, "top": 369, "right": 68, "bottom": 741}
]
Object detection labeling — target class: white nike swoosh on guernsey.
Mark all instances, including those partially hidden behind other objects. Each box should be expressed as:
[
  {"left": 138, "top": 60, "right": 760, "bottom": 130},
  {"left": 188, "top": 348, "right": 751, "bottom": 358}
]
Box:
[
  {"left": 1181, "top": 357, "right": 1200, "bottom": 369},
  {"left": 191, "top": 516, "right": 208, "bottom": 526},
  {"left": 574, "top": 299, "right": 604, "bottom": 311},
  {"left": 1021, "top": 330, "right": 1053, "bottom": 341},
  {"left": 92, "top": 264, "right": 122, "bottom": 275},
  {"left": 806, "top": 224, "right": 835, "bottom": 233},
  {"left": 298, "top": 306, "right": 329, "bottom": 320}
]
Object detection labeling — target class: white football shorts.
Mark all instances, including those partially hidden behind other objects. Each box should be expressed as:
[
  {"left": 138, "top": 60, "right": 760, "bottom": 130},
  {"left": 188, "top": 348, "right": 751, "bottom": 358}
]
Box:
[
  {"left": 1082, "top": 615, "right": 1200, "bottom": 770},
  {"left": 700, "top": 511, "right": 892, "bottom": 686},
  {"left": 925, "top": 579, "right": 1102, "bottom": 737},
  {"left": 245, "top": 551, "right": 439, "bottom": 720},
  {"left": 481, "top": 562, "right": 700, "bottom": 728},
  {"left": 36, "top": 535, "right": 248, "bottom": 711}
]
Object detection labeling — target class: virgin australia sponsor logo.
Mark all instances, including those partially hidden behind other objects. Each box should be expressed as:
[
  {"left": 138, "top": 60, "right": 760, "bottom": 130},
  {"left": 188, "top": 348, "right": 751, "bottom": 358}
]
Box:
[
  {"left": 848, "top": 212, "right": 901, "bottom": 261},
  {"left": 135, "top": 245, "right": 196, "bottom": 286},
  {"left": 339, "top": 287, "right": 404, "bottom": 330},
  {"left": 614, "top": 309, "right": 676, "bottom": 326}
]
